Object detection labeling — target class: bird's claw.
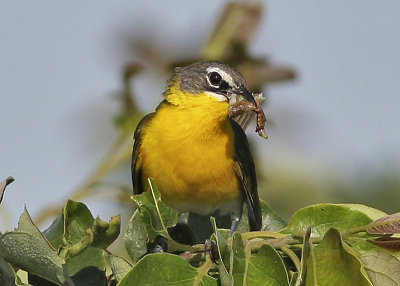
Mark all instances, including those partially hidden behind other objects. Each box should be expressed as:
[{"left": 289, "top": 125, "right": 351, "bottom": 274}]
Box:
[{"left": 204, "top": 239, "right": 219, "bottom": 263}]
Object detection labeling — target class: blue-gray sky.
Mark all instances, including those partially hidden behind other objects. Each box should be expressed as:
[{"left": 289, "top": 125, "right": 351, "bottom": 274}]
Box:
[{"left": 1, "top": 1, "right": 399, "bottom": 228}]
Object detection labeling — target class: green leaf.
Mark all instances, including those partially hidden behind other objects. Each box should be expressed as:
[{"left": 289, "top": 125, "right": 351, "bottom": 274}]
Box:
[
  {"left": 108, "top": 255, "right": 133, "bottom": 282},
  {"left": 238, "top": 200, "right": 286, "bottom": 233},
  {"left": 63, "top": 247, "right": 105, "bottom": 277},
  {"left": 116, "top": 253, "right": 218, "bottom": 286},
  {"left": 346, "top": 204, "right": 388, "bottom": 219},
  {"left": 131, "top": 178, "right": 178, "bottom": 240},
  {"left": 59, "top": 200, "right": 121, "bottom": 258},
  {"left": 0, "top": 256, "right": 16, "bottom": 286},
  {"left": 91, "top": 215, "right": 121, "bottom": 249},
  {"left": 0, "top": 208, "right": 64, "bottom": 285},
  {"left": 124, "top": 209, "right": 148, "bottom": 262},
  {"left": 230, "top": 232, "right": 250, "bottom": 286},
  {"left": 247, "top": 244, "right": 289, "bottom": 286},
  {"left": 229, "top": 232, "right": 289, "bottom": 286},
  {"left": 349, "top": 238, "right": 400, "bottom": 261},
  {"left": 210, "top": 217, "right": 229, "bottom": 259},
  {"left": 63, "top": 200, "right": 95, "bottom": 245},
  {"left": 65, "top": 265, "right": 107, "bottom": 286},
  {"left": 283, "top": 204, "right": 386, "bottom": 237},
  {"left": 296, "top": 227, "right": 311, "bottom": 286},
  {"left": 289, "top": 273, "right": 299, "bottom": 286},
  {"left": 61, "top": 247, "right": 107, "bottom": 286},
  {"left": 28, "top": 273, "right": 59, "bottom": 286},
  {"left": 359, "top": 248, "right": 400, "bottom": 286},
  {"left": 43, "top": 212, "right": 65, "bottom": 249},
  {"left": 260, "top": 200, "right": 287, "bottom": 231},
  {"left": 305, "top": 228, "right": 372, "bottom": 286},
  {"left": 210, "top": 217, "right": 232, "bottom": 286}
]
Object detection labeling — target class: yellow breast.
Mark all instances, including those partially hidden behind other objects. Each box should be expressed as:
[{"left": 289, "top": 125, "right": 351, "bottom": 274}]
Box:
[{"left": 139, "top": 90, "right": 241, "bottom": 214}]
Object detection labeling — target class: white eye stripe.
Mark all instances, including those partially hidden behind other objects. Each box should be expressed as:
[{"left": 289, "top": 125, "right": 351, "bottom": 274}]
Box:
[{"left": 206, "top": 67, "right": 235, "bottom": 87}]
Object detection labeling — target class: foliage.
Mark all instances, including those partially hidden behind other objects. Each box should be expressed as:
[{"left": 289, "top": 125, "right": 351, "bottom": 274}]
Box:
[
  {"left": 1, "top": 179, "right": 400, "bottom": 286},
  {"left": 0, "top": 200, "right": 120, "bottom": 286}
]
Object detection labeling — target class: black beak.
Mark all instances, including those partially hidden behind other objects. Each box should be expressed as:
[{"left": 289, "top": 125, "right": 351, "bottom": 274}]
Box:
[{"left": 236, "top": 84, "right": 256, "bottom": 104}]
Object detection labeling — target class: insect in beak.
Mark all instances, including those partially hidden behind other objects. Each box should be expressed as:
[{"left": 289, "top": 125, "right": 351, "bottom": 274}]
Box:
[{"left": 234, "top": 84, "right": 257, "bottom": 105}]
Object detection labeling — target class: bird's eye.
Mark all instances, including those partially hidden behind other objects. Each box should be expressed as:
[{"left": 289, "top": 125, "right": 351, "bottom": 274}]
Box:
[{"left": 208, "top": 72, "right": 222, "bottom": 86}]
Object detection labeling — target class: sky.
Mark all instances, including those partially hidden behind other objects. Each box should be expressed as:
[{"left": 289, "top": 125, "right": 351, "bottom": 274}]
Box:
[{"left": 1, "top": 1, "right": 400, "bottom": 229}]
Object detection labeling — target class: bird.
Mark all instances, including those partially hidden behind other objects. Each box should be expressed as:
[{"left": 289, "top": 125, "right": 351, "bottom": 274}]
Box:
[{"left": 131, "top": 61, "right": 262, "bottom": 236}]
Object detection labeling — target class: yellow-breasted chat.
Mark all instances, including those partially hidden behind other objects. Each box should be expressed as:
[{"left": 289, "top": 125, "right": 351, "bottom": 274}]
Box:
[{"left": 131, "top": 61, "right": 262, "bottom": 236}]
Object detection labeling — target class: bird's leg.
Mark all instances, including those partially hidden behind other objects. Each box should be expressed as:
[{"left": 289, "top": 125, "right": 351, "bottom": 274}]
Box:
[
  {"left": 204, "top": 239, "right": 219, "bottom": 262},
  {"left": 229, "top": 216, "right": 241, "bottom": 237},
  {"left": 178, "top": 212, "right": 189, "bottom": 224},
  {"left": 148, "top": 235, "right": 168, "bottom": 253},
  {"left": 229, "top": 204, "right": 243, "bottom": 237},
  {"left": 147, "top": 213, "right": 193, "bottom": 254}
]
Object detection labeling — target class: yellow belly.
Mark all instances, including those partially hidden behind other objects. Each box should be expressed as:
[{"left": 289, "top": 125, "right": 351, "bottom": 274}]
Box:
[{"left": 139, "top": 93, "right": 241, "bottom": 214}]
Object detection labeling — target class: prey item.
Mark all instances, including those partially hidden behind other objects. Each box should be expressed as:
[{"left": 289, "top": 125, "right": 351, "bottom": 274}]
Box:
[{"left": 229, "top": 92, "right": 268, "bottom": 139}]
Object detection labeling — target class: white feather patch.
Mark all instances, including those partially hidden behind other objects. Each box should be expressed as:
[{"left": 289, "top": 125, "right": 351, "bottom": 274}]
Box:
[{"left": 204, "top": 91, "right": 228, "bottom": 102}]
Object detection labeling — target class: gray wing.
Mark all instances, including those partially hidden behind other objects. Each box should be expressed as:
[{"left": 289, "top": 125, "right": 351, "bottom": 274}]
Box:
[
  {"left": 131, "top": 112, "right": 155, "bottom": 194},
  {"left": 230, "top": 119, "right": 262, "bottom": 231}
]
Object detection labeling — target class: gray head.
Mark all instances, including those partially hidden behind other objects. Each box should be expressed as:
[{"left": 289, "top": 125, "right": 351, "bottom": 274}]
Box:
[{"left": 167, "top": 61, "right": 256, "bottom": 103}]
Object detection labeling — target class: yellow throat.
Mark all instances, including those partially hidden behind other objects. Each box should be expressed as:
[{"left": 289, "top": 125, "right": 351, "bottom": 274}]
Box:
[{"left": 139, "top": 83, "right": 241, "bottom": 214}]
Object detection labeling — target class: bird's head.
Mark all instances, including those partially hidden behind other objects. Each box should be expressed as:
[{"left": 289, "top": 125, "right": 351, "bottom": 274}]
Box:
[{"left": 164, "top": 61, "right": 256, "bottom": 106}]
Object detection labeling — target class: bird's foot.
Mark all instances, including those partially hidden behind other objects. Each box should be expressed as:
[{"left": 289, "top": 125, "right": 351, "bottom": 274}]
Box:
[
  {"left": 229, "top": 217, "right": 241, "bottom": 237},
  {"left": 204, "top": 239, "right": 219, "bottom": 262},
  {"left": 147, "top": 235, "right": 168, "bottom": 253}
]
